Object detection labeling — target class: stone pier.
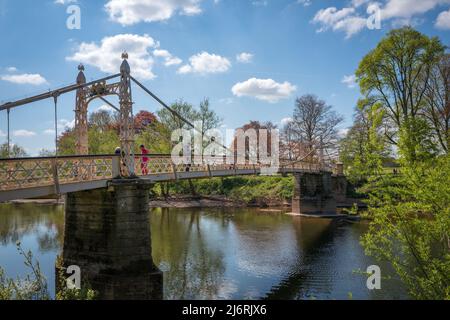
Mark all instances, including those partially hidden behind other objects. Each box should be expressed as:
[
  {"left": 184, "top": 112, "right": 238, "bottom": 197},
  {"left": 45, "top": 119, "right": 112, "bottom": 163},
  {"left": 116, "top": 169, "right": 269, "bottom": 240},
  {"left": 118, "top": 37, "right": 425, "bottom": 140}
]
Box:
[
  {"left": 292, "top": 172, "right": 337, "bottom": 215},
  {"left": 60, "top": 179, "right": 162, "bottom": 300}
]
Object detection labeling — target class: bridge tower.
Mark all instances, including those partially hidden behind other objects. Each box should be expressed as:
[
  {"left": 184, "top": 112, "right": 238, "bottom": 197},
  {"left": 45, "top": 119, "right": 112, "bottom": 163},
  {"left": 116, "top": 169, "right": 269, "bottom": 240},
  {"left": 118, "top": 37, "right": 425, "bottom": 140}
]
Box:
[
  {"left": 75, "top": 64, "right": 88, "bottom": 155},
  {"left": 118, "top": 52, "right": 135, "bottom": 176}
]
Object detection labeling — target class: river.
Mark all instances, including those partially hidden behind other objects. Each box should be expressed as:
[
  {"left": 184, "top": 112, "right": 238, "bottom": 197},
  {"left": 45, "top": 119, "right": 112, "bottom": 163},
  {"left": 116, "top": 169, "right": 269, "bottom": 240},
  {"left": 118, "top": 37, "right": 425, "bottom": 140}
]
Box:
[{"left": 0, "top": 203, "right": 409, "bottom": 300}]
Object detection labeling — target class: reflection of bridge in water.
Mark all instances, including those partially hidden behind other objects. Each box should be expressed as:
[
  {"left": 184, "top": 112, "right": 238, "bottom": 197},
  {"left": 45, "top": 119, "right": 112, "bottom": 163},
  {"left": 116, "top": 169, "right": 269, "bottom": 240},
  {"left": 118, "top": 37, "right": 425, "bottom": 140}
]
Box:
[{"left": 0, "top": 54, "right": 348, "bottom": 299}]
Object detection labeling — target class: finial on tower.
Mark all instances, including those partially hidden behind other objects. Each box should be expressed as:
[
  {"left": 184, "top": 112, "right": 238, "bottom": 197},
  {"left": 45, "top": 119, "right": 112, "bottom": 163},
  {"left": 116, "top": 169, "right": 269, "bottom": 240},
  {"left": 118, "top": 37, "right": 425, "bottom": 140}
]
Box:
[
  {"left": 120, "top": 52, "right": 130, "bottom": 74},
  {"left": 76, "top": 63, "right": 86, "bottom": 84}
]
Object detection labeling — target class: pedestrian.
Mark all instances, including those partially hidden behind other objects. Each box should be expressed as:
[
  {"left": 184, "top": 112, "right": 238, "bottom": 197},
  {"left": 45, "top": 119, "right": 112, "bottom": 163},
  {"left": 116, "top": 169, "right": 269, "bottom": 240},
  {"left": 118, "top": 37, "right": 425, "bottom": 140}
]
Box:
[{"left": 140, "top": 144, "right": 149, "bottom": 175}]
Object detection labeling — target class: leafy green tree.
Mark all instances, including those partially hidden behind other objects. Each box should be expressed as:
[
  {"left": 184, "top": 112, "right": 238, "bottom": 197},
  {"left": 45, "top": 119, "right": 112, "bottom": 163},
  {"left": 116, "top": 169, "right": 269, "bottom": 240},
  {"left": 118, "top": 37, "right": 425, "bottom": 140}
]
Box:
[
  {"left": 361, "top": 155, "right": 450, "bottom": 299},
  {"left": 423, "top": 53, "right": 450, "bottom": 154},
  {"left": 356, "top": 27, "right": 445, "bottom": 162},
  {"left": 340, "top": 100, "right": 390, "bottom": 184},
  {"left": 0, "top": 143, "right": 27, "bottom": 158}
]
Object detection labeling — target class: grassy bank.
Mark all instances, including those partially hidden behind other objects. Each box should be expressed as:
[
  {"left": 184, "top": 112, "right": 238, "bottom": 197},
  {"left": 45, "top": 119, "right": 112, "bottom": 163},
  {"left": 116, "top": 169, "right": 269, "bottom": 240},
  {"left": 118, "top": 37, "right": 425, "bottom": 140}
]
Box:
[{"left": 153, "top": 176, "right": 295, "bottom": 207}]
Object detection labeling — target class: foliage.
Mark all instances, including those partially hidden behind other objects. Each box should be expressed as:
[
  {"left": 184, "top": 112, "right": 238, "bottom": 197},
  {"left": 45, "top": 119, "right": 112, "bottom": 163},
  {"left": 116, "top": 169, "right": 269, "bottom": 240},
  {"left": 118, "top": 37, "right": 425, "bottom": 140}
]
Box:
[
  {"left": 340, "top": 101, "right": 389, "bottom": 184},
  {"left": 361, "top": 156, "right": 450, "bottom": 299},
  {"left": 54, "top": 256, "right": 97, "bottom": 300},
  {"left": 356, "top": 26, "right": 445, "bottom": 159},
  {"left": 0, "top": 143, "right": 28, "bottom": 158},
  {"left": 0, "top": 243, "right": 96, "bottom": 300},
  {"left": 157, "top": 176, "right": 294, "bottom": 206},
  {"left": 0, "top": 242, "right": 49, "bottom": 300}
]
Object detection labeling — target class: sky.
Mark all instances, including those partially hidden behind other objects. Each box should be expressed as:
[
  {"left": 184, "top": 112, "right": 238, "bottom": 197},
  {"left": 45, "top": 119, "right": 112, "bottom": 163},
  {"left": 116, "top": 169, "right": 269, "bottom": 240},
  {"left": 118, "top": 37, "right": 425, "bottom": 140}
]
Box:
[{"left": 0, "top": 0, "right": 449, "bottom": 156}]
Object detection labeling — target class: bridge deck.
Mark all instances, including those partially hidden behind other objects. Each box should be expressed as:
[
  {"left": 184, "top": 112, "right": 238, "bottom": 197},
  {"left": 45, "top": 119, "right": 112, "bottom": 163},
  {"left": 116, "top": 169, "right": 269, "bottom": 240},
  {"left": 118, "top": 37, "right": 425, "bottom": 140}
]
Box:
[{"left": 0, "top": 155, "right": 329, "bottom": 202}]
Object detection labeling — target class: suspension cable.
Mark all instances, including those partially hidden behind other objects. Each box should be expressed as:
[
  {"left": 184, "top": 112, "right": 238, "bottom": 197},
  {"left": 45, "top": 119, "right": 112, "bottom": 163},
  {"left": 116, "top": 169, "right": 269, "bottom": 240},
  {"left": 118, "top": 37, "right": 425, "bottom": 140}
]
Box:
[
  {"left": 130, "top": 75, "right": 233, "bottom": 154},
  {"left": 6, "top": 108, "right": 10, "bottom": 158}
]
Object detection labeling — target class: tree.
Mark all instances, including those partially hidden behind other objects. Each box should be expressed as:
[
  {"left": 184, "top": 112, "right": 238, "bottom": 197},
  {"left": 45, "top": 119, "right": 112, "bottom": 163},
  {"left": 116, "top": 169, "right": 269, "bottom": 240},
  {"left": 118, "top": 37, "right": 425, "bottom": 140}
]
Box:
[
  {"left": 356, "top": 27, "right": 445, "bottom": 162},
  {"left": 196, "top": 98, "right": 222, "bottom": 136},
  {"left": 156, "top": 100, "right": 197, "bottom": 133},
  {"left": 134, "top": 110, "right": 157, "bottom": 133},
  {"left": 291, "top": 94, "right": 343, "bottom": 161},
  {"left": 88, "top": 110, "right": 114, "bottom": 131},
  {"left": 340, "top": 100, "right": 390, "bottom": 184},
  {"left": 361, "top": 155, "right": 450, "bottom": 299},
  {"left": 0, "top": 143, "right": 27, "bottom": 158},
  {"left": 423, "top": 53, "right": 450, "bottom": 153}
]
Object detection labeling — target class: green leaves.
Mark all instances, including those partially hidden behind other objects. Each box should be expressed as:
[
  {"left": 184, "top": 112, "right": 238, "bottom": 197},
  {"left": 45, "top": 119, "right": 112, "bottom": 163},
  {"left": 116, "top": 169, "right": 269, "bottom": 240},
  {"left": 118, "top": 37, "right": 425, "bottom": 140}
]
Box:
[{"left": 361, "top": 156, "right": 450, "bottom": 300}]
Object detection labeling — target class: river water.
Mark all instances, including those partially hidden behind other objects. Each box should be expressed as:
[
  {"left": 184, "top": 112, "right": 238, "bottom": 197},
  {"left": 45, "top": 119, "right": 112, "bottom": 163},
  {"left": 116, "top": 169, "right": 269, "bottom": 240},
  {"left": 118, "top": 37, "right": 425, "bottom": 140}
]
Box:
[{"left": 0, "top": 203, "right": 409, "bottom": 300}]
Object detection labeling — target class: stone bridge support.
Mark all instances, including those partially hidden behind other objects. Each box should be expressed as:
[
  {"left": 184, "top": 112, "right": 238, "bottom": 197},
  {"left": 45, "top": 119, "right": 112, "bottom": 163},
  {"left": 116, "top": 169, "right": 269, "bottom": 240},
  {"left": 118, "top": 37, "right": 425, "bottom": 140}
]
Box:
[
  {"left": 60, "top": 179, "right": 162, "bottom": 300},
  {"left": 292, "top": 172, "right": 337, "bottom": 215}
]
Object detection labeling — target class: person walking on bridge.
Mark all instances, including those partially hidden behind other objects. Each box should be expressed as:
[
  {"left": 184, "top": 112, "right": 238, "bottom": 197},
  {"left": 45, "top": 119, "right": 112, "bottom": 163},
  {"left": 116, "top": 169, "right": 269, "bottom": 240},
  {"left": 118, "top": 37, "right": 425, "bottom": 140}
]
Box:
[{"left": 140, "top": 144, "right": 150, "bottom": 175}]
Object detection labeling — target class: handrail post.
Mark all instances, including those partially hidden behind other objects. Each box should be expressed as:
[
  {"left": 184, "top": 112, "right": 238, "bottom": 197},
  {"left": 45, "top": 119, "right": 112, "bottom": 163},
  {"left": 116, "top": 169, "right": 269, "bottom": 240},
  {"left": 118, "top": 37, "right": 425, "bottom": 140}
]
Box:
[
  {"left": 112, "top": 156, "right": 121, "bottom": 178},
  {"left": 171, "top": 163, "right": 178, "bottom": 181},
  {"left": 51, "top": 158, "right": 60, "bottom": 195}
]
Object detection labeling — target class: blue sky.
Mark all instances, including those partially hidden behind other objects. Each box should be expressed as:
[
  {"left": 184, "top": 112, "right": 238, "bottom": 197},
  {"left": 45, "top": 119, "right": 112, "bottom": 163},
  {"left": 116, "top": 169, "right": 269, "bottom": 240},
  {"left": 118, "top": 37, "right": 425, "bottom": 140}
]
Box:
[{"left": 0, "top": 0, "right": 449, "bottom": 155}]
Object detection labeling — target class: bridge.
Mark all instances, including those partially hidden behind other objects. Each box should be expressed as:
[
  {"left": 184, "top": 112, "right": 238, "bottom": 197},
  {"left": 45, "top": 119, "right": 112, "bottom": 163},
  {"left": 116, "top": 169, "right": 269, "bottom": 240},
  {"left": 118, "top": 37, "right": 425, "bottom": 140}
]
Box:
[{"left": 0, "top": 53, "right": 348, "bottom": 299}]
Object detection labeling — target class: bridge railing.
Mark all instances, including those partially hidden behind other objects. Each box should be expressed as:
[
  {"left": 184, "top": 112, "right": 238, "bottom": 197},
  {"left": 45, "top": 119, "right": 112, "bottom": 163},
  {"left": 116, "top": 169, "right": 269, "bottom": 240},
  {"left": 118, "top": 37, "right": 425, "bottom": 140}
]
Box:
[
  {"left": 0, "top": 155, "right": 117, "bottom": 192},
  {"left": 0, "top": 154, "right": 332, "bottom": 192}
]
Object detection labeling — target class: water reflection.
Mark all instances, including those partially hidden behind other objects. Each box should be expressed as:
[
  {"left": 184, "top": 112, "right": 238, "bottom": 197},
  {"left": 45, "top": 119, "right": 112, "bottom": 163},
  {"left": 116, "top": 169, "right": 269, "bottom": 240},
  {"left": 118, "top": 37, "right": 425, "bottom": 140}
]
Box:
[{"left": 0, "top": 204, "right": 408, "bottom": 300}]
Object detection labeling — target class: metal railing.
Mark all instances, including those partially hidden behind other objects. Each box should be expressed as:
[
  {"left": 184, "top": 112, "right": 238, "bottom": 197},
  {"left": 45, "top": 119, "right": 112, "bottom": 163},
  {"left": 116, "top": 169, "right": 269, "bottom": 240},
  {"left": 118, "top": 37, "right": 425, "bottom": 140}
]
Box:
[{"left": 0, "top": 154, "right": 334, "bottom": 192}]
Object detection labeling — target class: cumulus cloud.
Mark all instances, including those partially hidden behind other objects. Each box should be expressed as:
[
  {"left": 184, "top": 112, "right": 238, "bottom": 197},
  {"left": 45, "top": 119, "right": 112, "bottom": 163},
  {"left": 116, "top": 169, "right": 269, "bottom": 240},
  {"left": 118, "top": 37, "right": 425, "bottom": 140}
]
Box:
[
  {"left": 236, "top": 52, "right": 254, "bottom": 63},
  {"left": 231, "top": 78, "right": 297, "bottom": 103},
  {"left": 178, "top": 52, "right": 231, "bottom": 75},
  {"left": 1, "top": 73, "right": 48, "bottom": 85},
  {"left": 436, "top": 8, "right": 450, "bottom": 29},
  {"left": 67, "top": 34, "right": 158, "bottom": 80},
  {"left": 96, "top": 105, "right": 115, "bottom": 112},
  {"left": 105, "top": 0, "right": 204, "bottom": 25},
  {"left": 312, "top": 0, "right": 450, "bottom": 38},
  {"left": 342, "top": 74, "right": 357, "bottom": 88},
  {"left": 13, "top": 130, "right": 36, "bottom": 137},
  {"left": 312, "top": 7, "right": 366, "bottom": 38},
  {"left": 153, "top": 49, "right": 182, "bottom": 66},
  {"left": 6, "top": 67, "right": 17, "bottom": 72},
  {"left": 281, "top": 117, "right": 293, "bottom": 126}
]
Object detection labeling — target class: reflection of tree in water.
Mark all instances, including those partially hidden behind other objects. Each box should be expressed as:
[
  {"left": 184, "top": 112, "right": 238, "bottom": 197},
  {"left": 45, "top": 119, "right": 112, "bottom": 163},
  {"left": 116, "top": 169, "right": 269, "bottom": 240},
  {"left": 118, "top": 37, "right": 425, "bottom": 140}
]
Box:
[
  {"left": 151, "top": 208, "right": 226, "bottom": 299},
  {"left": 0, "top": 204, "right": 64, "bottom": 252},
  {"left": 264, "top": 217, "right": 341, "bottom": 300}
]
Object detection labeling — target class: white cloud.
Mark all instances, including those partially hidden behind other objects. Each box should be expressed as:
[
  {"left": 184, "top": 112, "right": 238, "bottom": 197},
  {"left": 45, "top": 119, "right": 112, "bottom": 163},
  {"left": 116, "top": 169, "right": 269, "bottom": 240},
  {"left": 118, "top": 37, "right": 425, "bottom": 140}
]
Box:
[
  {"left": 312, "top": 7, "right": 367, "bottom": 38},
  {"left": 231, "top": 78, "right": 297, "bottom": 103},
  {"left": 6, "top": 67, "right": 17, "bottom": 72},
  {"left": 67, "top": 34, "right": 158, "bottom": 80},
  {"left": 281, "top": 117, "right": 293, "bottom": 126},
  {"left": 338, "top": 128, "right": 349, "bottom": 138},
  {"left": 96, "top": 104, "right": 115, "bottom": 112},
  {"left": 44, "top": 119, "right": 74, "bottom": 136},
  {"left": 178, "top": 52, "right": 231, "bottom": 75},
  {"left": 0, "top": 130, "right": 6, "bottom": 137},
  {"left": 13, "top": 130, "right": 36, "bottom": 137},
  {"left": 436, "top": 8, "right": 450, "bottom": 29},
  {"left": 381, "top": 0, "right": 450, "bottom": 20},
  {"left": 105, "top": 0, "right": 204, "bottom": 25},
  {"left": 312, "top": 0, "right": 450, "bottom": 38},
  {"left": 59, "top": 119, "right": 75, "bottom": 130},
  {"left": 1, "top": 73, "right": 48, "bottom": 85},
  {"left": 236, "top": 52, "right": 254, "bottom": 63},
  {"left": 153, "top": 49, "right": 182, "bottom": 66},
  {"left": 342, "top": 74, "right": 357, "bottom": 88}
]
